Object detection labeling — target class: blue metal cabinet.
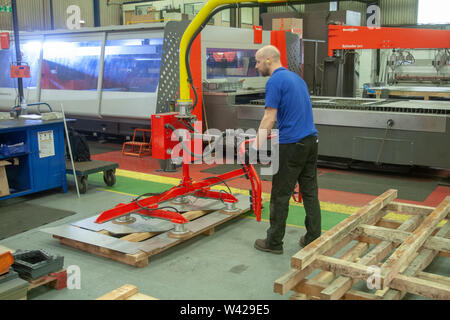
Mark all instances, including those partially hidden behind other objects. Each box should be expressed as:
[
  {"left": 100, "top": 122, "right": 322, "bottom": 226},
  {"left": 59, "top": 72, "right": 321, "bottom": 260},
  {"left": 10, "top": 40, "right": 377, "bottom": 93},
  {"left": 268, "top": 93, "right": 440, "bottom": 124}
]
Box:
[{"left": 0, "top": 119, "right": 67, "bottom": 200}]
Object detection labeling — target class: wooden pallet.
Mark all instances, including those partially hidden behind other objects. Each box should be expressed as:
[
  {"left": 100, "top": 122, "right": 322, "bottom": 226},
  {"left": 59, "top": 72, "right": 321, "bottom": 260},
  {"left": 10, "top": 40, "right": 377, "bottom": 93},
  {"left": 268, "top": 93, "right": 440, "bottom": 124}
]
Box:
[
  {"left": 274, "top": 190, "right": 450, "bottom": 300},
  {"left": 97, "top": 284, "right": 158, "bottom": 300},
  {"left": 48, "top": 195, "right": 250, "bottom": 268},
  {"left": 27, "top": 269, "right": 67, "bottom": 292}
]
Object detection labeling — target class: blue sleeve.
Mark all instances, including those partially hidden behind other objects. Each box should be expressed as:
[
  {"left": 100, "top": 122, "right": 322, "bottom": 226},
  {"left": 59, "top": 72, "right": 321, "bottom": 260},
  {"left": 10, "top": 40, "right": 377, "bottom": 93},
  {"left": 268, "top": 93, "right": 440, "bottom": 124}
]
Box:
[{"left": 265, "top": 78, "right": 281, "bottom": 110}]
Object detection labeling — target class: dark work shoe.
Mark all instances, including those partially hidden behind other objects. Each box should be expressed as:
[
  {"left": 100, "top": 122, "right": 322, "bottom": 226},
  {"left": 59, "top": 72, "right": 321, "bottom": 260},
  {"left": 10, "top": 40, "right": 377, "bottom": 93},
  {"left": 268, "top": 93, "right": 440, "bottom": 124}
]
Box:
[
  {"left": 300, "top": 235, "right": 320, "bottom": 248},
  {"left": 254, "top": 239, "right": 283, "bottom": 254},
  {"left": 299, "top": 235, "right": 307, "bottom": 248}
]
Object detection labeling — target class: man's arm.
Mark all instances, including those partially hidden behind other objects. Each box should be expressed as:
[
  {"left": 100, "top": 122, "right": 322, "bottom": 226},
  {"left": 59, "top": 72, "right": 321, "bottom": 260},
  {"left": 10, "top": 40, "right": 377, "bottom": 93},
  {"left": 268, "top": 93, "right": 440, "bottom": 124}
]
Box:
[{"left": 253, "top": 107, "right": 277, "bottom": 149}]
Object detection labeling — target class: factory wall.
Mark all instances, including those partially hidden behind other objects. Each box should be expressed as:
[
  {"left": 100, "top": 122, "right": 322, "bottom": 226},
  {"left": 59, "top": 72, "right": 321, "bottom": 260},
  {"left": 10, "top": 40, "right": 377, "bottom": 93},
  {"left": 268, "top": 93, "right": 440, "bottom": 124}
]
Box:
[
  {"left": 267, "top": 3, "right": 305, "bottom": 14},
  {"left": 0, "top": 0, "right": 50, "bottom": 31},
  {"left": 0, "top": 0, "right": 447, "bottom": 32},
  {"left": 380, "top": 0, "right": 418, "bottom": 25}
]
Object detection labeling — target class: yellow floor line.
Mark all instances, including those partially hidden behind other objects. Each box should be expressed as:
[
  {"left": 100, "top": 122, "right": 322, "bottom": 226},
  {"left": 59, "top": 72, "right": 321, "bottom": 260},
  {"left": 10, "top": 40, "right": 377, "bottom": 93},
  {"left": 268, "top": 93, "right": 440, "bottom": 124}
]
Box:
[
  {"left": 113, "top": 169, "right": 446, "bottom": 226},
  {"left": 113, "top": 169, "right": 361, "bottom": 216}
]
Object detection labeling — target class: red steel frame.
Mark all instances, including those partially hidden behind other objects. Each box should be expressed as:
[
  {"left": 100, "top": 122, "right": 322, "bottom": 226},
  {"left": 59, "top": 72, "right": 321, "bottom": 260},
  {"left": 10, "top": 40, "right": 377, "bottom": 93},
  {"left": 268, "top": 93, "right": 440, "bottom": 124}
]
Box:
[
  {"left": 328, "top": 25, "right": 450, "bottom": 57},
  {"left": 95, "top": 137, "right": 262, "bottom": 224}
]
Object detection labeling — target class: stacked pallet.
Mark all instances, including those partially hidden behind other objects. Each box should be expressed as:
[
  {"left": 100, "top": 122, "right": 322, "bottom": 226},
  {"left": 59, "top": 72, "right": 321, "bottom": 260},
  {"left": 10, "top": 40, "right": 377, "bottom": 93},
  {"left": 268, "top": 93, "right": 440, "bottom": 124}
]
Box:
[{"left": 274, "top": 190, "right": 450, "bottom": 300}]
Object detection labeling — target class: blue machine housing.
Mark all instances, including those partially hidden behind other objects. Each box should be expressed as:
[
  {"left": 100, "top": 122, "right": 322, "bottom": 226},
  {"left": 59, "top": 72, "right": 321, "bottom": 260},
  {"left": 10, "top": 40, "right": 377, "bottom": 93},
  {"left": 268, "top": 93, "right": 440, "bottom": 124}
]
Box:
[{"left": 0, "top": 119, "right": 67, "bottom": 199}]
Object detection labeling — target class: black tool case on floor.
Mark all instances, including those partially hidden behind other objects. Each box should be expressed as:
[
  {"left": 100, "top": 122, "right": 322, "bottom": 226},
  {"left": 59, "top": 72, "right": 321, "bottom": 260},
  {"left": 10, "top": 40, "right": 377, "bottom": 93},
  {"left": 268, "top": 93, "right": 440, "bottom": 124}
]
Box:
[{"left": 12, "top": 249, "right": 64, "bottom": 280}]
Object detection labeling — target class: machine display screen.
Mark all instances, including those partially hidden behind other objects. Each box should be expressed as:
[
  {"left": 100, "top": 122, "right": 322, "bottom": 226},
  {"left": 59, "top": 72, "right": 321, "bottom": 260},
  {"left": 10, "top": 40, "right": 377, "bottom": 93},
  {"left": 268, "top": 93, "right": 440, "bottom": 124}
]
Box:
[
  {"left": 103, "top": 38, "right": 163, "bottom": 93},
  {"left": 42, "top": 40, "right": 101, "bottom": 90},
  {"left": 36, "top": 38, "right": 163, "bottom": 92},
  {"left": 206, "top": 48, "right": 258, "bottom": 79}
]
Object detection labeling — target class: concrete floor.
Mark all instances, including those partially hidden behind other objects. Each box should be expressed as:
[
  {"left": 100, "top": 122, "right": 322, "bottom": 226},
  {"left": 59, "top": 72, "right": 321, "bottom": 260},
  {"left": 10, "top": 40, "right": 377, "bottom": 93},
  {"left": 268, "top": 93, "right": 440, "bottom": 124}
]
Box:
[
  {"left": 1, "top": 137, "right": 449, "bottom": 301},
  {"left": 1, "top": 185, "right": 311, "bottom": 300},
  {"left": 1, "top": 179, "right": 448, "bottom": 301}
]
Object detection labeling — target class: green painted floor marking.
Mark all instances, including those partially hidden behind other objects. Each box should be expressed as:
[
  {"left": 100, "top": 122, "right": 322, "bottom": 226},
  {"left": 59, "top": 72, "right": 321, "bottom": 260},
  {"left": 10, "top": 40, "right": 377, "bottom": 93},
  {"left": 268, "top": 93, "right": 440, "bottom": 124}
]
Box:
[{"left": 76, "top": 173, "right": 352, "bottom": 231}]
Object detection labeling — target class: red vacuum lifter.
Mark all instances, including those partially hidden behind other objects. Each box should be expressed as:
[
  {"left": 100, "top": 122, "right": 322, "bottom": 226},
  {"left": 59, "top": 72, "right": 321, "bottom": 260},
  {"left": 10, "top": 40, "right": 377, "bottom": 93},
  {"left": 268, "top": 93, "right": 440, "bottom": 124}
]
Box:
[{"left": 94, "top": 0, "right": 305, "bottom": 235}]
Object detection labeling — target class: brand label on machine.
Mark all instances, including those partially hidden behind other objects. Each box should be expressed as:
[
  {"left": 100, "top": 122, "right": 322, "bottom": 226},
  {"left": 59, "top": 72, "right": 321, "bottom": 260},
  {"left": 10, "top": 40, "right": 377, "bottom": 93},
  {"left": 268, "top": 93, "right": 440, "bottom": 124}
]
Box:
[{"left": 38, "top": 130, "right": 55, "bottom": 158}]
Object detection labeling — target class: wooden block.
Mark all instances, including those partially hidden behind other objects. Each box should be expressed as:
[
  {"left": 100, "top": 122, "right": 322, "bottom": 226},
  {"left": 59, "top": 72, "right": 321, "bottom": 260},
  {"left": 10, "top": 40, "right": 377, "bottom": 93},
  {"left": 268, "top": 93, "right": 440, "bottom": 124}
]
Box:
[
  {"left": 312, "top": 255, "right": 450, "bottom": 300},
  {"left": 316, "top": 242, "right": 369, "bottom": 285},
  {"left": 291, "top": 189, "right": 397, "bottom": 270},
  {"left": 318, "top": 242, "right": 369, "bottom": 300},
  {"left": 385, "top": 202, "right": 437, "bottom": 217},
  {"left": 120, "top": 232, "right": 160, "bottom": 242},
  {"left": 313, "top": 255, "right": 374, "bottom": 281},
  {"left": 293, "top": 279, "right": 378, "bottom": 300},
  {"left": 183, "top": 210, "right": 214, "bottom": 221},
  {"left": 359, "top": 224, "right": 450, "bottom": 253},
  {"left": 375, "top": 286, "right": 390, "bottom": 297},
  {"left": 383, "top": 220, "right": 450, "bottom": 300},
  {"left": 390, "top": 274, "right": 450, "bottom": 300},
  {"left": 126, "top": 292, "right": 159, "bottom": 300},
  {"left": 202, "top": 228, "right": 215, "bottom": 236},
  {"left": 0, "top": 162, "right": 10, "bottom": 197},
  {"left": 97, "top": 284, "right": 139, "bottom": 300},
  {"left": 274, "top": 234, "right": 354, "bottom": 295},
  {"left": 381, "top": 196, "right": 450, "bottom": 287},
  {"left": 416, "top": 272, "right": 450, "bottom": 287},
  {"left": 290, "top": 293, "right": 308, "bottom": 300},
  {"left": 55, "top": 235, "right": 149, "bottom": 268},
  {"left": 274, "top": 266, "right": 315, "bottom": 295}
]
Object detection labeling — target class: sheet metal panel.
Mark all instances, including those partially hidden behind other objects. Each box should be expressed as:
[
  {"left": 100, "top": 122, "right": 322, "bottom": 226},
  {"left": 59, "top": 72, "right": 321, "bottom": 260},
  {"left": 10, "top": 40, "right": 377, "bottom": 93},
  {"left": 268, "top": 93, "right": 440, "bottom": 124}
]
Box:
[{"left": 41, "top": 194, "right": 250, "bottom": 255}]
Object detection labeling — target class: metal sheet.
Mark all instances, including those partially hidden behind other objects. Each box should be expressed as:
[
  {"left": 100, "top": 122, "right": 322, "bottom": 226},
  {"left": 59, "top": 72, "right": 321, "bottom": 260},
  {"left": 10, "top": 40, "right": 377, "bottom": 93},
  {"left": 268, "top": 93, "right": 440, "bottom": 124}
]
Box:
[
  {"left": 72, "top": 215, "right": 174, "bottom": 234},
  {"left": 237, "top": 105, "right": 447, "bottom": 133},
  {"left": 42, "top": 194, "right": 251, "bottom": 256},
  {"left": 72, "top": 196, "right": 226, "bottom": 234},
  {"left": 40, "top": 225, "right": 143, "bottom": 255},
  {"left": 139, "top": 194, "right": 250, "bottom": 253},
  {"left": 313, "top": 109, "right": 447, "bottom": 133}
]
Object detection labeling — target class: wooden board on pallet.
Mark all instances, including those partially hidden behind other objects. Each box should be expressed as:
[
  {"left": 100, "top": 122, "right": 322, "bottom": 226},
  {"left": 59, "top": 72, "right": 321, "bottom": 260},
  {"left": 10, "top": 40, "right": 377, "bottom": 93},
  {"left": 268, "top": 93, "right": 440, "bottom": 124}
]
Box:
[
  {"left": 274, "top": 191, "right": 450, "bottom": 300},
  {"left": 41, "top": 194, "right": 251, "bottom": 268},
  {"left": 97, "top": 284, "right": 158, "bottom": 300}
]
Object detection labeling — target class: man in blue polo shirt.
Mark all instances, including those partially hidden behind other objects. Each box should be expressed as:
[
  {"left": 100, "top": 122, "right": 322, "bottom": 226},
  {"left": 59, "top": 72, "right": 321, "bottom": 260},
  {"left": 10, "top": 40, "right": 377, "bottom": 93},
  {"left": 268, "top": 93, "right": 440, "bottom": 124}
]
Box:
[{"left": 252, "top": 45, "right": 321, "bottom": 254}]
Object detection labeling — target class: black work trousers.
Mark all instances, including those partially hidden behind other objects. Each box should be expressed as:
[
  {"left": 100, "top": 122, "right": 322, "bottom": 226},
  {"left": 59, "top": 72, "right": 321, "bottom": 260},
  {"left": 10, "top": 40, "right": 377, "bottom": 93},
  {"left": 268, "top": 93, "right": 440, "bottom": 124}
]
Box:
[{"left": 266, "top": 135, "right": 322, "bottom": 249}]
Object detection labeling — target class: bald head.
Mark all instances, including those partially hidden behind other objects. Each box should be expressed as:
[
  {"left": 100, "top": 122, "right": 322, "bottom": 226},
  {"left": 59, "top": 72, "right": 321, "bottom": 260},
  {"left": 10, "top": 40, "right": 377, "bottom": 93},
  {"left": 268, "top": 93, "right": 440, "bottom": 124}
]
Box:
[
  {"left": 255, "top": 45, "right": 283, "bottom": 77},
  {"left": 256, "top": 45, "right": 281, "bottom": 62}
]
